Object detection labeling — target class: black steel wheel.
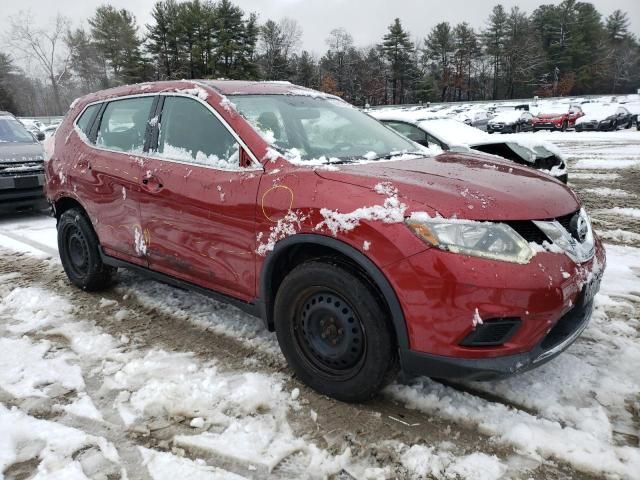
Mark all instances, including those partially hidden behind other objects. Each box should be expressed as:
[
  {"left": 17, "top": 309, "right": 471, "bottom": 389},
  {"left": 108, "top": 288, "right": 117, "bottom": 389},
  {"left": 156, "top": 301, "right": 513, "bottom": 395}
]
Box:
[
  {"left": 274, "top": 260, "right": 398, "bottom": 402},
  {"left": 296, "top": 290, "right": 366, "bottom": 379},
  {"left": 58, "top": 208, "right": 115, "bottom": 291}
]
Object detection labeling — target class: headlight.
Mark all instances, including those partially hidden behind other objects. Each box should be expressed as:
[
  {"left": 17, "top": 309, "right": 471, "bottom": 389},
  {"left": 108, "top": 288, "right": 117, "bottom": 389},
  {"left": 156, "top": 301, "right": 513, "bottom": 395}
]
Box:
[{"left": 405, "top": 215, "right": 534, "bottom": 264}]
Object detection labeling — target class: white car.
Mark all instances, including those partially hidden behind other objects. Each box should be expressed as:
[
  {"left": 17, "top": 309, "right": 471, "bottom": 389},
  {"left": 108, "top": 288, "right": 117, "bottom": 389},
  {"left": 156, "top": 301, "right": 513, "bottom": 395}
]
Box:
[{"left": 370, "top": 108, "right": 568, "bottom": 183}]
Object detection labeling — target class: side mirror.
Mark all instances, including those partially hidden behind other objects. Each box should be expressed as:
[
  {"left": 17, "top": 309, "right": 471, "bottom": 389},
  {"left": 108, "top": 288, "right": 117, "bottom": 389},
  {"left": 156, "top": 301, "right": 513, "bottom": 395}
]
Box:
[{"left": 36, "top": 132, "right": 45, "bottom": 141}]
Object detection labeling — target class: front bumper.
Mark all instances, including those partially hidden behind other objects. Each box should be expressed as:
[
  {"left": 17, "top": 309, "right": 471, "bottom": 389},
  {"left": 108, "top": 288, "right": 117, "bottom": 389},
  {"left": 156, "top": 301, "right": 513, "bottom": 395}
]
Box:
[
  {"left": 533, "top": 122, "right": 562, "bottom": 130},
  {"left": 0, "top": 174, "right": 46, "bottom": 212},
  {"left": 400, "top": 293, "right": 594, "bottom": 381},
  {"left": 386, "top": 237, "right": 605, "bottom": 380}
]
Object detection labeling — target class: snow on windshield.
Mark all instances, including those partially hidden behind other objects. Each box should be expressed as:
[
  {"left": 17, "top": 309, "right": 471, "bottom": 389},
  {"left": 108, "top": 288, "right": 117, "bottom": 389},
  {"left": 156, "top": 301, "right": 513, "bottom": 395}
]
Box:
[{"left": 490, "top": 110, "right": 523, "bottom": 123}]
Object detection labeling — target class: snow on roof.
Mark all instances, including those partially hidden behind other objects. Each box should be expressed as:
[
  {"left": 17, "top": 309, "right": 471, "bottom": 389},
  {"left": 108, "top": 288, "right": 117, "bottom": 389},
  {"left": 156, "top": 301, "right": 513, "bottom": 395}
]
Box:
[{"left": 416, "top": 118, "right": 492, "bottom": 145}]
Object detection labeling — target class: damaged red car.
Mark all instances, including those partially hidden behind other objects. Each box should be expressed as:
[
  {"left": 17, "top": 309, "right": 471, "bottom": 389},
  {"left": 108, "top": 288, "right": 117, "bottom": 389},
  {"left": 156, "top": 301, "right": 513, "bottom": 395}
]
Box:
[{"left": 45, "top": 81, "right": 605, "bottom": 402}]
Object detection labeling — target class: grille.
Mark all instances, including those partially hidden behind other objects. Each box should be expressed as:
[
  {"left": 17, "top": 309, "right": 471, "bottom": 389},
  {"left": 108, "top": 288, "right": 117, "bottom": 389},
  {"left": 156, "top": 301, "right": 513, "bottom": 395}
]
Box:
[
  {"left": 506, "top": 211, "right": 579, "bottom": 245},
  {"left": 0, "top": 161, "right": 44, "bottom": 177},
  {"left": 460, "top": 318, "right": 521, "bottom": 346},
  {"left": 506, "top": 220, "right": 547, "bottom": 244}
]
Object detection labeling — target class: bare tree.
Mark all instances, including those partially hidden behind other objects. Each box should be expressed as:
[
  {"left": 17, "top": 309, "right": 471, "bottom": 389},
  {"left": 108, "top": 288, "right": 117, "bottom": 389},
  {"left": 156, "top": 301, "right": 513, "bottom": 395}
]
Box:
[
  {"left": 7, "top": 12, "right": 72, "bottom": 114},
  {"left": 278, "top": 17, "right": 302, "bottom": 60}
]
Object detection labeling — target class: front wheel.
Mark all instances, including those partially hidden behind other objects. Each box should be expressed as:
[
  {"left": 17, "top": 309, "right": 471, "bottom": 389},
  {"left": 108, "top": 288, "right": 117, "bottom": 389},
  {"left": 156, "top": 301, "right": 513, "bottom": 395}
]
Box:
[
  {"left": 58, "top": 208, "right": 115, "bottom": 291},
  {"left": 274, "top": 261, "right": 398, "bottom": 402}
]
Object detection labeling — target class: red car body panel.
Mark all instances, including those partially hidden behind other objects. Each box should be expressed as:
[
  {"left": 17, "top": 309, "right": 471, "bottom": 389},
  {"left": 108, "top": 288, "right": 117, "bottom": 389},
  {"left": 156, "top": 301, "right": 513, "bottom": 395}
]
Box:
[
  {"left": 533, "top": 108, "right": 584, "bottom": 129},
  {"left": 46, "top": 80, "right": 605, "bottom": 380}
]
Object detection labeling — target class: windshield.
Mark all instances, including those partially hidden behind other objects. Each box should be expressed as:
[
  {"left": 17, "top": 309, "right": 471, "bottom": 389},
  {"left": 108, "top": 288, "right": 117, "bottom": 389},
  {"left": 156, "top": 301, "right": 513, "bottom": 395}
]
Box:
[
  {"left": 231, "top": 94, "right": 418, "bottom": 162},
  {"left": 538, "top": 105, "right": 568, "bottom": 114},
  {"left": 0, "top": 117, "right": 36, "bottom": 143}
]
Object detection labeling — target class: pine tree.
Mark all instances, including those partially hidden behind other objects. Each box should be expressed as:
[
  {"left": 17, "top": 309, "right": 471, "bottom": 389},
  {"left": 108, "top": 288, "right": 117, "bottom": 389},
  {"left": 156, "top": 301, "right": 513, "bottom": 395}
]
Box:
[
  {"left": 66, "top": 28, "right": 109, "bottom": 90},
  {"left": 381, "top": 18, "right": 414, "bottom": 104},
  {"left": 424, "top": 22, "right": 455, "bottom": 101},
  {"left": 483, "top": 5, "right": 508, "bottom": 99},
  {"left": 89, "top": 6, "right": 144, "bottom": 84},
  {"left": 0, "top": 53, "right": 18, "bottom": 113}
]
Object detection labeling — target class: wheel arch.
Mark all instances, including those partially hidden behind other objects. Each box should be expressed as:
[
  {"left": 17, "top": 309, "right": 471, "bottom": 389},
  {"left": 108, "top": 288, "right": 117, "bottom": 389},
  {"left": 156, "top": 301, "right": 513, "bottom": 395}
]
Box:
[
  {"left": 53, "top": 196, "right": 89, "bottom": 221},
  {"left": 259, "top": 234, "right": 410, "bottom": 351}
]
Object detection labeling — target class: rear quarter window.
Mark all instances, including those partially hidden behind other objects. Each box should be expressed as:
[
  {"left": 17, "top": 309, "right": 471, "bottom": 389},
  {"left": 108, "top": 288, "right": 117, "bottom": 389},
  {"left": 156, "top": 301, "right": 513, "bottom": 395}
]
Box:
[{"left": 76, "top": 104, "right": 101, "bottom": 140}]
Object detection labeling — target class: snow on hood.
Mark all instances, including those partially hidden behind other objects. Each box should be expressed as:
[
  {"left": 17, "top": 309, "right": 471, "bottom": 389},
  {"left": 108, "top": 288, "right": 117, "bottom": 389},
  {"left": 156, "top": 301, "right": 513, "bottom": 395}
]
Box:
[
  {"left": 489, "top": 110, "right": 523, "bottom": 123},
  {"left": 314, "top": 153, "right": 579, "bottom": 221},
  {"left": 576, "top": 106, "right": 619, "bottom": 123},
  {"left": 0, "top": 142, "right": 44, "bottom": 162}
]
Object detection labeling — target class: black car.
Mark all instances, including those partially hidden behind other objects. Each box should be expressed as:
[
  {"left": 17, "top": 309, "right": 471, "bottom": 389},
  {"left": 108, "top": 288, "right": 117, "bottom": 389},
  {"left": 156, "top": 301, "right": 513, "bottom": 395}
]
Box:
[
  {"left": 487, "top": 110, "right": 534, "bottom": 134},
  {"left": 0, "top": 111, "right": 47, "bottom": 212},
  {"left": 575, "top": 105, "right": 634, "bottom": 132}
]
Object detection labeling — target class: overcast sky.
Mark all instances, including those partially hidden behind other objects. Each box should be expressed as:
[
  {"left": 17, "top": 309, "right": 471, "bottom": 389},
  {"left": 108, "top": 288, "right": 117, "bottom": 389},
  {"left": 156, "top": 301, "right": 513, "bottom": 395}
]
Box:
[{"left": 2, "top": 0, "right": 639, "bottom": 56}]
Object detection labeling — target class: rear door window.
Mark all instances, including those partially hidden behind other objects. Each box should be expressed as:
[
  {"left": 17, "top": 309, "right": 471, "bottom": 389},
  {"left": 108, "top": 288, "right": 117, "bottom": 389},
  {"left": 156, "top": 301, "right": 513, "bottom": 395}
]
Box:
[
  {"left": 76, "top": 104, "right": 101, "bottom": 140},
  {"left": 96, "top": 97, "right": 154, "bottom": 153},
  {"left": 155, "top": 96, "right": 239, "bottom": 168}
]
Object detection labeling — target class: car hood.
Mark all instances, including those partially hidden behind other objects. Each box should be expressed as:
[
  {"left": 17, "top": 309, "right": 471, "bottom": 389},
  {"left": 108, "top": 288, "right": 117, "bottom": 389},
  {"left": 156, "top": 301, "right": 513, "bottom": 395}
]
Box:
[
  {"left": 314, "top": 152, "right": 579, "bottom": 221},
  {"left": 576, "top": 112, "right": 613, "bottom": 123},
  {"left": 0, "top": 142, "right": 44, "bottom": 163},
  {"left": 535, "top": 113, "right": 566, "bottom": 119}
]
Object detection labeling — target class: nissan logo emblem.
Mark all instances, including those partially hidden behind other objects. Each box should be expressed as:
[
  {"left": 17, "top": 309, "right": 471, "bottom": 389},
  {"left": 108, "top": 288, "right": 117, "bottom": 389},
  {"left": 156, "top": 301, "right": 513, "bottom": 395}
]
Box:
[{"left": 570, "top": 212, "right": 589, "bottom": 243}]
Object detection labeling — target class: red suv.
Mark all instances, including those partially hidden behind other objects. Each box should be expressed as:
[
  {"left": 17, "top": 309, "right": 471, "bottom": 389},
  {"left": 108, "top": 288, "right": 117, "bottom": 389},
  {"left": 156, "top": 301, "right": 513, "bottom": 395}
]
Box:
[
  {"left": 45, "top": 81, "right": 605, "bottom": 402},
  {"left": 532, "top": 104, "right": 584, "bottom": 131}
]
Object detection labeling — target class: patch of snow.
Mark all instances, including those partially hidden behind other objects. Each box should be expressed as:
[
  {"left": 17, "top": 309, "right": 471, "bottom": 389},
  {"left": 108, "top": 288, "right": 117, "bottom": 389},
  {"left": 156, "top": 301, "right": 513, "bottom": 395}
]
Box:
[
  {"left": 316, "top": 183, "right": 406, "bottom": 236},
  {"left": 471, "top": 308, "right": 483, "bottom": 328},
  {"left": 134, "top": 227, "right": 147, "bottom": 256},
  {"left": 256, "top": 210, "right": 308, "bottom": 256}
]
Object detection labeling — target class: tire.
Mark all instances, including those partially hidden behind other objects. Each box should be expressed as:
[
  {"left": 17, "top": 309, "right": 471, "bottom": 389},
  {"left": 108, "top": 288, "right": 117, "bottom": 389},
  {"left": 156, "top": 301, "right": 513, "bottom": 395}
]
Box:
[
  {"left": 626, "top": 120, "right": 633, "bottom": 129},
  {"left": 58, "top": 208, "right": 115, "bottom": 291},
  {"left": 274, "top": 260, "right": 398, "bottom": 402},
  {"left": 561, "top": 121, "right": 568, "bottom": 132},
  {"left": 515, "top": 124, "right": 521, "bottom": 133}
]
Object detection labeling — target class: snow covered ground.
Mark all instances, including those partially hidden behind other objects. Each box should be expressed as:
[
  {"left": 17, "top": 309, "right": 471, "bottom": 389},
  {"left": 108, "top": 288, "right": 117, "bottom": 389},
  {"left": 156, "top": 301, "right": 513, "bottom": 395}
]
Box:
[{"left": 0, "top": 130, "right": 639, "bottom": 479}]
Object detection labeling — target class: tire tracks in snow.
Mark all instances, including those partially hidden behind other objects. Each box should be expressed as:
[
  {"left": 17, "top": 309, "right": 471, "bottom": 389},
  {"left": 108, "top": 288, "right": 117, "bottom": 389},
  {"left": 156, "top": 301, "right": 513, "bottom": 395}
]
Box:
[{"left": 0, "top": 249, "right": 603, "bottom": 479}]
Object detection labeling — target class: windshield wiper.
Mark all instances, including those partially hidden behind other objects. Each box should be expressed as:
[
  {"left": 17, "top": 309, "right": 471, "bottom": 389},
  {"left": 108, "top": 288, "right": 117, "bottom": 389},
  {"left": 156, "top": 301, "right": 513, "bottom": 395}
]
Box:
[{"left": 367, "top": 151, "right": 426, "bottom": 161}]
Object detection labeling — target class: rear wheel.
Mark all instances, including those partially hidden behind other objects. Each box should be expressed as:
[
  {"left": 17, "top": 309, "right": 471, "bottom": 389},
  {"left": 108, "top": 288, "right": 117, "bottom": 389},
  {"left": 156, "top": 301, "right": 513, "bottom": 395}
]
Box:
[
  {"left": 58, "top": 208, "right": 115, "bottom": 291},
  {"left": 274, "top": 261, "right": 398, "bottom": 402}
]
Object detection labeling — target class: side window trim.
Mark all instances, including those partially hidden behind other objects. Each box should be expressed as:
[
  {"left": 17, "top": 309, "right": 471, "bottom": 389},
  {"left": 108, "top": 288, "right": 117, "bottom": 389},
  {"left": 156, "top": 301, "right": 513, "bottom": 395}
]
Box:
[
  {"left": 146, "top": 96, "right": 164, "bottom": 153},
  {"left": 88, "top": 103, "right": 107, "bottom": 143},
  {"left": 72, "top": 91, "right": 262, "bottom": 171}
]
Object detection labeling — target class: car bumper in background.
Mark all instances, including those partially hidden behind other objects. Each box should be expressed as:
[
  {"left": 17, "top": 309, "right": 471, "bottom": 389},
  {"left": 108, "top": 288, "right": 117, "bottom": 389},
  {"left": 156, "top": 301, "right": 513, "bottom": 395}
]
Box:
[{"left": 0, "top": 174, "right": 47, "bottom": 212}]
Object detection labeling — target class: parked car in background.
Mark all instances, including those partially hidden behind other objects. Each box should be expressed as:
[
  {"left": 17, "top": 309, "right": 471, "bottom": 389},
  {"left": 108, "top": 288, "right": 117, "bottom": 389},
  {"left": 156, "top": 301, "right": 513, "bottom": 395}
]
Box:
[
  {"left": 455, "top": 108, "right": 490, "bottom": 131},
  {"left": 487, "top": 110, "right": 534, "bottom": 134},
  {"left": 532, "top": 104, "right": 583, "bottom": 131},
  {"left": 46, "top": 80, "right": 601, "bottom": 401},
  {"left": 42, "top": 123, "right": 60, "bottom": 138},
  {"left": 622, "top": 102, "right": 640, "bottom": 130},
  {"left": 0, "top": 111, "right": 47, "bottom": 212},
  {"left": 19, "top": 118, "right": 46, "bottom": 139},
  {"left": 575, "top": 104, "right": 633, "bottom": 132},
  {"left": 370, "top": 109, "right": 568, "bottom": 182}
]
